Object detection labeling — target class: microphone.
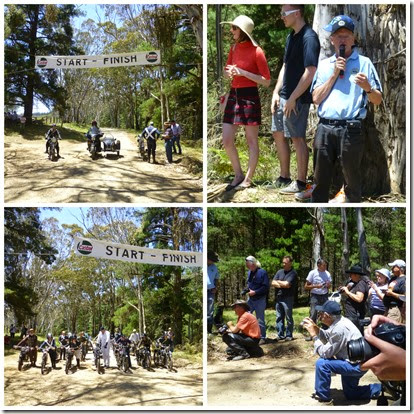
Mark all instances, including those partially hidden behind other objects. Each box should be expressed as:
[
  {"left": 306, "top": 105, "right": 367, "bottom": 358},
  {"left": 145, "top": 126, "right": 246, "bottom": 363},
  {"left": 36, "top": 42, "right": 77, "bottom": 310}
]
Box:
[{"left": 339, "top": 44, "right": 345, "bottom": 79}]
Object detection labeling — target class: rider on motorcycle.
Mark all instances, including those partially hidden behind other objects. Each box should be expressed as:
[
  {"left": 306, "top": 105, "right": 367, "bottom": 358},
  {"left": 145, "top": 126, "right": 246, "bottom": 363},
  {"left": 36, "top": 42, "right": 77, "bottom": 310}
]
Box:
[
  {"left": 39, "top": 333, "right": 57, "bottom": 369},
  {"left": 67, "top": 334, "right": 82, "bottom": 369},
  {"left": 58, "top": 331, "right": 69, "bottom": 361},
  {"left": 86, "top": 120, "right": 103, "bottom": 152},
  {"left": 137, "top": 332, "right": 152, "bottom": 351},
  {"left": 117, "top": 333, "right": 132, "bottom": 368},
  {"left": 16, "top": 328, "right": 38, "bottom": 366},
  {"left": 45, "top": 124, "right": 61, "bottom": 158}
]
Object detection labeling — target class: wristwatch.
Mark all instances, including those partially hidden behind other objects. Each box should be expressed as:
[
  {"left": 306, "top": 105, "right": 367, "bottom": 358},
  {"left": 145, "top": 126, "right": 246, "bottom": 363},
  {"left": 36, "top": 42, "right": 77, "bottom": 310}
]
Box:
[
  {"left": 366, "top": 87, "right": 373, "bottom": 94},
  {"left": 312, "top": 335, "right": 318, "bottom": 341}
]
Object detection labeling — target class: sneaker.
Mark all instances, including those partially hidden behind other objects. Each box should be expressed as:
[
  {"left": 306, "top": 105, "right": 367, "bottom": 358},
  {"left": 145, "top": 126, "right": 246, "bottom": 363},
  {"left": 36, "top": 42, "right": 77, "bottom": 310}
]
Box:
[
  {"left": 274, "top": 176, "right": 292, "bottom": 189},
  {"left": 232, "top": 354, "right": 249, "bottom": 361},
  {"left": 278, "top": 336, "right": 286, "bottom": 341},
  {"left": 295, "top": 183, "right": 316, "bottom": 202},
  {"left": 329, "top": 187, "right": 347, "bottom": 203},
  {"left": 285, "top": 336, "right": 293, "bottom": 341},
  {"left": 279, "top": 180, "right": 306, "bottom": 194}
]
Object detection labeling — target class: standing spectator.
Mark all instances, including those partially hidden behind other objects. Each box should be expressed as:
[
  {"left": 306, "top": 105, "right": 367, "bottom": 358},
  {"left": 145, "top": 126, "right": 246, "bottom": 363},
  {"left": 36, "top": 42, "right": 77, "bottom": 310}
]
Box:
[
  {"left": 141, "top": 121, "right": 160, "bottom": 164},
  {"left": 162, "top": 122, "right": 174, "bottom": 164},
  {"left": 10, "top": 324, "right": 16, "bottom": 339},
  {"left": 271, "top": 4, "right": 320, "bottom": 197},
  {"left": 129, "top": 329, "right": 140, "bottom": 345},
  {"left": 311, "top": 15, "right": 382, "bottom": 202},
  {"left": 304, "top": 258, "right": 332, "bottom": 337},
  {"left": 220, "top": 15, "right": 271, "bottom": 191},
  {"left": 222, "top": 300, "right": 263, "bottom": 360},
  {"left": 20, "top": 325, "right": 27, "bottom": 339},
  {"left": 384, "top": 259, "right": 406, "bottom": 323},
  {"left": 244, "top": 256, "right": 269, "bottom": 343},
  {"left": 340, "top": 265, "right": 369, "bottom": 332},
  {"left": 367, "top": 268, "right": 390, "bottom": 317},
  {"left": 97, "top": 326, "right": 111, "bottom": 368},
  {"left": 19, "top": 115, "right": 26, "bottom": 130},
  {"left": 272, "top": 255, "right": 297, "bottom": 340},
  {"left": 302, "top": 301, "right": 381, "bottom": 404},
  {"left": 207, "top": 251, "right": 220, "bottom": 334},
  {"left": 170, "top": 120, "right": 182, "bottom": 155}
]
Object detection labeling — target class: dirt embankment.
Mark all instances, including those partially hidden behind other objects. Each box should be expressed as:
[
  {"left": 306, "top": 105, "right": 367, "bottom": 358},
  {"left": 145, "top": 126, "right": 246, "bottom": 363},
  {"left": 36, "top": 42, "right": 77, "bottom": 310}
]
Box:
[
  {"left": 4, "top": 350, "right": 202, "bottom": 407},
  {"left": 4, "top": 129, "right": 202, "bottom": 203}
]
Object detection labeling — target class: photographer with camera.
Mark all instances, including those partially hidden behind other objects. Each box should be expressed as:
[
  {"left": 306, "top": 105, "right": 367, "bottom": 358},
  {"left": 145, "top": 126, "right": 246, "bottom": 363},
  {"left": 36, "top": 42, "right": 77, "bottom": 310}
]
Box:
[
  {"left": 339, "top": 265, "right": 369, "bottom": 333},
  {"left": 302, "top": 300, "right": 381, "bottom": 404},
  {"left": 243, "top": 256, "right": 269, "bottom": 343},
  {"left": 221, "top": 300, "right": 263, "bottom": 361}
]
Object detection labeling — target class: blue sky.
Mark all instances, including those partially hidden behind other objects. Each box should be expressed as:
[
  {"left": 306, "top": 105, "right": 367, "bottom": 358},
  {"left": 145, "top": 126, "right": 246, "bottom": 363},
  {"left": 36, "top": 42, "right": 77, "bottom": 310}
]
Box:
[{"left": 39, "top": 208, "right": 87, "bottom": 226}]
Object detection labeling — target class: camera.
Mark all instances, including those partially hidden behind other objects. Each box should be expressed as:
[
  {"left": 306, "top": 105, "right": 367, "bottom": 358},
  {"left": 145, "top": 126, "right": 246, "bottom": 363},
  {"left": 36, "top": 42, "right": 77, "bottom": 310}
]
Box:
[
  {"left": 240, "top": 287, "right": 249, "bottom": 296},
  {"left": 347, "top": 322, "right": 405, "bottom": 363},
  {"left": 217, "top": 324, "right": 229, "bottom": 335}
]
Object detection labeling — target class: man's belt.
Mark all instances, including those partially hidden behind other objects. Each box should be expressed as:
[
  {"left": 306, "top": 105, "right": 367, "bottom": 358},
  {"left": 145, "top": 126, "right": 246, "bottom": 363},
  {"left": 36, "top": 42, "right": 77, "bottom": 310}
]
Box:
[{"left": 319, "top": 118, "right": 362, "bottom": 127}]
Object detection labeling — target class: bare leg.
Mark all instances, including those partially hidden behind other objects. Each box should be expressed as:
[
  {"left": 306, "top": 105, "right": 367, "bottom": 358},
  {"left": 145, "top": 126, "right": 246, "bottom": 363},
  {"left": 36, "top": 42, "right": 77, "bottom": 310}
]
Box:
[
  {"left": 291, "top": 137, "right": 309, "bottom": 183},
  {"left": 273, "top": 131, "right": 290, "bottom": 179},
  {"left": 240, "top": 125, "right": 260, "bottom": 186},
  {"left": 222, "top": 123, "right": 244, "bottom": 185}
]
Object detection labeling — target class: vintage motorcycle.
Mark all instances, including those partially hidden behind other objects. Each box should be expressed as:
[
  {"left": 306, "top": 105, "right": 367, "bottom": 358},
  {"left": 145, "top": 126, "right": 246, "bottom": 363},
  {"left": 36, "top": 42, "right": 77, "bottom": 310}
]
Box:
[
  {"left": 45, "top": 134, "right": 60, "bottom": 161},
  {"left": 93, "top": 343, "right": 102, "bottom": 374},
  {"left": 86, "top": 132, "right": 120, "bottom": 159},
  {"left": 14, "top": 345, "right": 35, "bottom": 371},
  {"left": 137, "top": 134, "right": 147, "bottom": 161}
]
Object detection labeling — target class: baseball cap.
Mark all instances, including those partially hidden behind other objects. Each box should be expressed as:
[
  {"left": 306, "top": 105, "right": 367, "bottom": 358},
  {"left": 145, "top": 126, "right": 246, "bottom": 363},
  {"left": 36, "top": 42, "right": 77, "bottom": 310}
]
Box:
[
  {"left": 388, "top": 259, "right": 406, "bottom": 268},
  {"left": 324, "top": 15, "right": 355, "bottom": 34},
  {"left": 316, "top": 300, "right": 342, "bottom": 315}
]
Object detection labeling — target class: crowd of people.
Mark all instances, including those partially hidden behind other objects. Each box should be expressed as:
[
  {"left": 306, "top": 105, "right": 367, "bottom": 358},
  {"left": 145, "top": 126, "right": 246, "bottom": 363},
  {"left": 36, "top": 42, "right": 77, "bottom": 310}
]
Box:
[
  {"left": 10, "top": 325, "right": 175, "bottom": 372},
  {"left": 219, "top": 6, "right": 383, "bottom": 202},
  {"left": 208, "top": 251, "right": 406, "bottom": 404}
]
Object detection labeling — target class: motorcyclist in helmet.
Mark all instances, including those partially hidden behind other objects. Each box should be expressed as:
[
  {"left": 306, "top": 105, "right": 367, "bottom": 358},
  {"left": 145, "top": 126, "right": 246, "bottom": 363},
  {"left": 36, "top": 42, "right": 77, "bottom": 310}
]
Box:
[
  {"left": 45, "top": 123, "right": 61, "bottom": 158},
  {"left": 86, "top": 120, "right": 103, "bottom": 151},
  {"left": 67, "top": 334, "right": 82, "bottom": 369},
  {"left": 39, "top": 333, "right": 57, "bottom": 369}
]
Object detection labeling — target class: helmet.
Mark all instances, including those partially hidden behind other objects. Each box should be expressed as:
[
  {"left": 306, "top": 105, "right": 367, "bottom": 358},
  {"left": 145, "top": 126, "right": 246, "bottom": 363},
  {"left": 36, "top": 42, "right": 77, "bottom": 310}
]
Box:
[
  {"left": 72, "top": 334, "right": 77, "bottom": 339},
  {"left": 92, "top": 120, "right": 97, "bottom": 126},
  {"left": 47, "top": 333, "right": 52, "bottom": 338},
  {"left": 52, "top": 123, "right": 56, "bottom": 127}
]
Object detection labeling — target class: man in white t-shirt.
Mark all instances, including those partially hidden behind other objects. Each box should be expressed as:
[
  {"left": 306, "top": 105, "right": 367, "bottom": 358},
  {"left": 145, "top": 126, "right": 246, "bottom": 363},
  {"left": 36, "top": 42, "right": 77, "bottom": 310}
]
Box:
[
  {"left": 97, "top": 326, "right": 111, "bottom": 368},
  {"left": 304, "top": 259, "right": 332, "bottom": 327}
]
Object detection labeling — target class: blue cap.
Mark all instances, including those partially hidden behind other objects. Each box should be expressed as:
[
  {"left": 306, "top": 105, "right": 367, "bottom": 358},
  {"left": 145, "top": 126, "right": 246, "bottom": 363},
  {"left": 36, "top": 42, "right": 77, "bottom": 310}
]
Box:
[
  {"left": 315, "top": 300, "right": 342, "bottom": 315},
  {"left": 324, "top": 15, "right": 355, "bottom": 34}
]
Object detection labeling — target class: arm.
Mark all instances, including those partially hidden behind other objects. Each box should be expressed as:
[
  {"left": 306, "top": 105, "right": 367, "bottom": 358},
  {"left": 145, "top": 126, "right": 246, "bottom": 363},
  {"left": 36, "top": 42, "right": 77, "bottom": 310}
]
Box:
[
  {"left": 226, "top": 320, "right": 241, "bottom": 334},
  {"left": 283, "top": 66, "right": 317, "bottom": 117},
  {"left": 354, "top": 73, "right": 382, "bottom": 105},
  {"left": 342, "top": 287, "right": 364, "bottom": 303},
  {"left": 226, "top": 65, "right": 270, "bottom": 87}
]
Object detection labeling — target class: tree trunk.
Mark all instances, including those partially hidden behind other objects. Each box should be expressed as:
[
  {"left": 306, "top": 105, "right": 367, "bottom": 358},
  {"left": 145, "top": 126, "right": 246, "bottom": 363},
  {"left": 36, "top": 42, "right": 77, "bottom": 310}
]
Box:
[
  {"left": 177, "top": 5, "right": 202, "bottom": 50},
  {"left": 313, "top": 5, "right": 406, "bottom": 196},
  {"left": 356, "top": 208, "right": 371, "bottom": 275},
  {"left": 340, "top": 208, "right": 349, "bottom": 286},
  {"left": 311, "top": 208, "right": 325, "bottom": 267}
]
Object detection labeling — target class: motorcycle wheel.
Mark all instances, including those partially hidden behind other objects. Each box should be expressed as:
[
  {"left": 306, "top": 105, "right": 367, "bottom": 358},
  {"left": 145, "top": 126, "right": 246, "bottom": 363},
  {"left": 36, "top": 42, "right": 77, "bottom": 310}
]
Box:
[
  {"left": 65, "top": 357, "right": 71, "bottom": 374},
  {"left": 117, "top": 151, "right": 120, "bottom": 157},
  {"left": 123, "top": 356, "right": 129, "bottom": 373},
  {"left": 145, "top": 353, "right": 151, "bottom": 370},
  {"left": 18, "top": 356, "right": 23, "bottom": 371},
  {"left": 41, "top": 354, "right": 47, "bottom": 375},
  {"left": 167, "top": 353, "right": 173, "bottom": 371}
]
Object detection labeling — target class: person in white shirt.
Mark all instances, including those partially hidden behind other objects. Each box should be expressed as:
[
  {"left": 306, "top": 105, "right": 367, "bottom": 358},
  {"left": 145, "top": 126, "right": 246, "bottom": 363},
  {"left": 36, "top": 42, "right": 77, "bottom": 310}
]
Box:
[
  {"left": 97, "top": 326, "right": 110, "bottom": 368},
  {"left": 170, "top": 120, "right": 182, "bottom": 155}
]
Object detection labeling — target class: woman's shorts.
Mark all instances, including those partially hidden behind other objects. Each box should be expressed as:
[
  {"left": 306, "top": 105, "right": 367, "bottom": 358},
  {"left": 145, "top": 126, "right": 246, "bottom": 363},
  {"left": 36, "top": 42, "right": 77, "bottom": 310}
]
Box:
[{"left": 223, "top": 87, "right": 261, "bottom": 126}]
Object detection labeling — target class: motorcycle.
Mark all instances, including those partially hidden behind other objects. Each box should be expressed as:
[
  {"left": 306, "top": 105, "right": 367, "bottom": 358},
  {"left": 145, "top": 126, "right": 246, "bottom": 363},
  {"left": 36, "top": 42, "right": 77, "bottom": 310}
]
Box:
[
  {"left": 86, "top": 132, "right": 103, "bottom": 160},
  {"left": 137, "top": 134, "right": 147, "bottom": 161},
  {"left": 40, "top": 346, "right": 53, "bottom": 375},
  {"left": 93, "top": 343, "right": 102, "bottom": 374},
  {"left": 81, "top": 342, "right": 88, "bottom": 362},
  {"left": 137, "top": 346, "right": 151, "bottom": 370},
  {"left": 86, "top": 132, "right": 120, "bottom": 159},
  {"left": 45, "top": 134, "right": 60, "bottom": 161},
  {"left": 118, "top": 344, "right": 130, "bottom": 373},
  {"left": 65, "top": 347, "right": 76, "bottom": 374},
  {"left": 14, "top": 345, "right": 35, "bottom": 371},
  {"left": 102, "top": 133, "right": 121, "bottom": 158}
]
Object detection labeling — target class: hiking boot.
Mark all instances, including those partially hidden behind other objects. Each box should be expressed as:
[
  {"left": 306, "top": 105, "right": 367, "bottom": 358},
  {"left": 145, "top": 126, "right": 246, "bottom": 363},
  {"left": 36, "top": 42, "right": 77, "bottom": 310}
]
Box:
[
  {"left": 279, "top": 180, "right": 306, "bottom": 194},
  {"left": 259, "top": 338, "right": 267, "bottom": 345},
  {"left": 329, "top": 187, "right": 347, "bottom": 203},
  {"left": 295, "top": 184, "right": 316, "bottom": 202},
  {"left": 274, "top": 176, "right": 292, "bottom": 189}
]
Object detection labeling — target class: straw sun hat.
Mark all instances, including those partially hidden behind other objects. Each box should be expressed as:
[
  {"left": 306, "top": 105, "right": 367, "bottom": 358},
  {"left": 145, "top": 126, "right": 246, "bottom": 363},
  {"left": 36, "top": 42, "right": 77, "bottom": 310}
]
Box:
[{"left": 221, "top": 15, "right": 258, "bottom": 47}]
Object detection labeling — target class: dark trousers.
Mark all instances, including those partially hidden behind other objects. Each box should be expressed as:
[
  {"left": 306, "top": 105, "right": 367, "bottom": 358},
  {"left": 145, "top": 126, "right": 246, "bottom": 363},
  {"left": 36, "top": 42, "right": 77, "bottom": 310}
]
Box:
[
  {"left": 310, "top": 293, "right": 329, "bottom": 322},
  {"left": 222, "top": 333, "right": 263, "bottom": 357},
  {"left": 312, "top": 122, "right": 363, "bottom": 202},
  {"left": 147, "top": 139, "right": 156, "bottom": 162},
  {"left": 172, "top": 135, "right": 182, "bottom": 154},
  {"left": 165, "top": 139, "right": 173, "bottom": 163}
]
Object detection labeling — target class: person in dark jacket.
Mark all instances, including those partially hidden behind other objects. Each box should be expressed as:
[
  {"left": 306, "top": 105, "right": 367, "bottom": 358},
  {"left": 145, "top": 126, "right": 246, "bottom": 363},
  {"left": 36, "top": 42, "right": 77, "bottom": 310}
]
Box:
[
  {"left": 39, "top": 333, "right": 57, "bottom": 369},
  {"left": 244, "top": 255, "right": 269, "bottom": 343},
  {"left": 16, "top": 328, "right": 38, "bottom": 366},
  {"left": 141, "top": 121, "right": 160, "bottom": 163}
]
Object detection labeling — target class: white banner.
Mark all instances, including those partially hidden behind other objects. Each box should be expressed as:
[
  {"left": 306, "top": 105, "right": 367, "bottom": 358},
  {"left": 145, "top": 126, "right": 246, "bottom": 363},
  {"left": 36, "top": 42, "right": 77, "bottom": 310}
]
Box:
[
  {"left": 35, "top": 51, "right": 160, "bottom": 69},
  {"left": 74, "top": 237, "right": 201, "bottom": 267}
]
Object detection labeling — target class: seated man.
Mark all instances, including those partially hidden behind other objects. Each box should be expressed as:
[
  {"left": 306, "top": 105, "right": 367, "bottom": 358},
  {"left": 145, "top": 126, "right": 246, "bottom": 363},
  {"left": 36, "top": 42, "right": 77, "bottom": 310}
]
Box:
[
  {"left": 303, "top": 301, "right": 381, "bottom": 404},
  {"left": 222, "top": 300, "right": 264, "bottom": 361}
]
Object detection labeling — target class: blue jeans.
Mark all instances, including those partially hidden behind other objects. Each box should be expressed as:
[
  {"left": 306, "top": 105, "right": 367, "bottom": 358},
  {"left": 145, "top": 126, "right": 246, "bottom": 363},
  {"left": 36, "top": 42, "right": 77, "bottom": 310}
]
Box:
[
  {"left": 207, "top": 290, "right": 215, "bottom": 333},
  {"left": 247, "top": 296, "right": 266, "bottom": 339},
  {"left": 172, "top": 135, "right": 181, "bottom": 154},
  {"left": 315, "top": 358, "right": 382, "bottom": 401},
  {"left": 276, "top": 296, "right": 294, "bottom": 338},
  {"left": 165, "top": 139, "right": 173, "bottom": 163}
]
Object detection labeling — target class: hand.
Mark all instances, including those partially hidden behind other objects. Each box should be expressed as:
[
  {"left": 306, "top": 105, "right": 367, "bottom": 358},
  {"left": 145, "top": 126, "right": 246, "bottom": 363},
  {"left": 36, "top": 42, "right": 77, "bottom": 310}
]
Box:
[
  {"left": 227, "top": 321, "right": 234, "bottom": 328},
  {"left": 104, "top": 343, "right": 108, "bottom": 349},
  {"left": 354, "top": 73, "right": 371, "bottom": 92},
  {"left": 271, "top": 92, "right": 280, "bottom": 114},
  {"left": 334, "top": 56, "right": 346, "bottom": 77},
  {"left": 341, "top": 286, "right": 349, "bottom": 295},
  {"left": 360, "top": 329, "right": 405, "bottom": 381},
  {"left": 302, "top": 317, "right": 319, "bottom": 337},
  {"left": 248, "top": 289, "right": 256, "bottom": 296},
  {"left": 283, "top": 96, "right": 297, "bottom": 118}
]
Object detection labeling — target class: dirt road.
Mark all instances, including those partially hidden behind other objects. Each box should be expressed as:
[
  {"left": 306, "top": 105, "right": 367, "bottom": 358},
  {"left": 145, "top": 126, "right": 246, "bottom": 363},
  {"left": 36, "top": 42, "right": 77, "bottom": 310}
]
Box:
[
  {"left": 4, "top": 350, "right": 202, "bottom": 407},
  {"left": 4, "top": 129, "right": 202, "bottom": 203},
  {"left": 208, "top": 336, "right": 383, "bottom": 408}
]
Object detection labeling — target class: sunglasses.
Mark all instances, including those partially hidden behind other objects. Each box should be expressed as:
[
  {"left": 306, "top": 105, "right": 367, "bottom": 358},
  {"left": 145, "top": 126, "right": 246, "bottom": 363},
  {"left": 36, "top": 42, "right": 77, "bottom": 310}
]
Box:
[
  {"left": 231, "top": 25, "right": 239, "bottom": 31},
  {"left": 281, "top": 9, "right": 300, "bottom": 18}
]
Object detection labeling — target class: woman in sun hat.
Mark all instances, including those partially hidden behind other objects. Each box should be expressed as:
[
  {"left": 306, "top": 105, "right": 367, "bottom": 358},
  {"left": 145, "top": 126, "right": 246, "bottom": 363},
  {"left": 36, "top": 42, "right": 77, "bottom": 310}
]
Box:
[
  {"left": 367, "top": 268, "right": 390, "bottom": 317},
  {"left": 220, "top": 15, "right": 271, "bottom": 191}
]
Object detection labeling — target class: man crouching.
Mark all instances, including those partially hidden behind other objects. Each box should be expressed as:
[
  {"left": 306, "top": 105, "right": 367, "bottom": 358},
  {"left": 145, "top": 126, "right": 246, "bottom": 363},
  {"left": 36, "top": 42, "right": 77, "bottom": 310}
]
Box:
[
  {"left": 221, "top": 300, "right": 264, "bottom": 361},
  {"left": 302, "top": 301, "right": 381, "bottom": 404}
]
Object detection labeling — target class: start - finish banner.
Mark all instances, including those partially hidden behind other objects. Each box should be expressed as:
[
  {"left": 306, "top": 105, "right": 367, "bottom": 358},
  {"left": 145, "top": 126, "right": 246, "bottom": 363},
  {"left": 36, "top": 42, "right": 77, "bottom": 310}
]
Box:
[
  {"left": 74, "top": 237, "right": 202, "bottom": 268},
  {"left": 35, "top": 51, "right": 160, "bottom": 69}
]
